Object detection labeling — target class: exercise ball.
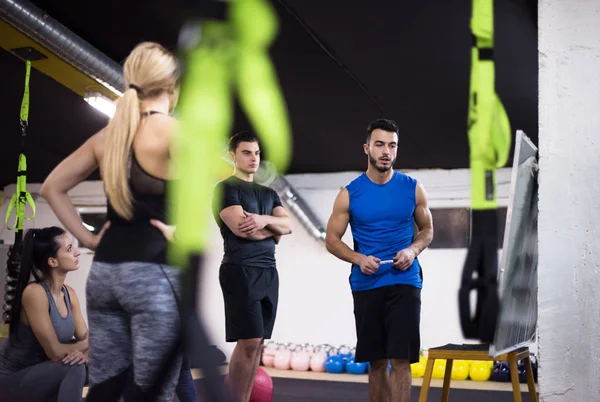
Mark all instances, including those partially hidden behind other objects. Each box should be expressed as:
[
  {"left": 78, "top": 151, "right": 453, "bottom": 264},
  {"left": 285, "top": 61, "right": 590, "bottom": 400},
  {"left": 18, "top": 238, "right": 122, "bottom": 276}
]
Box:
[
  {"left": 250, "top": 367, "right": 273, "bottom": 402},
  {"left": 224, "top": 367, "right": 273, "bottom": 402}
]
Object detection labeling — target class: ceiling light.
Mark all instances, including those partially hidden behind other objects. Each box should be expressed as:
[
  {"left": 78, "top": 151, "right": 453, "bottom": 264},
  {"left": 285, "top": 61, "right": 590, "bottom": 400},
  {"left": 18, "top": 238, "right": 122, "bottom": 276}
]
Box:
[{"left": 84, "top": 91, "right": 116, "bottom": 118}]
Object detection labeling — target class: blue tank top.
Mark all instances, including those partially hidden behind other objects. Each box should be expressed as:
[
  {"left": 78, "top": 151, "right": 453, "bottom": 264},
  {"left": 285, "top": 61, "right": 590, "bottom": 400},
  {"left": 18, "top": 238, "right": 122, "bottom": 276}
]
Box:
[
  {"left": 346, "top": 171, "right": 423, "bottom": 291},
  {"left": 0, "top": 282, "right": 75, "bottom": 377}
]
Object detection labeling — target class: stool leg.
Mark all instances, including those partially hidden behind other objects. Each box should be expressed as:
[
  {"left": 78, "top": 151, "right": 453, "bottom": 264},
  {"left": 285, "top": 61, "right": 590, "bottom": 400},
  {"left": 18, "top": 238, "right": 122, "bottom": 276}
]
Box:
[
  {"left": 508, "top": 354, "right": 522, "bottom": 402},
  {"left": 524, "top": 357, "right": 537, "bottom": 402},
  {"left": 418, "top": 359, "right": 436, "bottom": 402},
  {"left": 441, "top": 359, "right": 453, "bottom": 402}
]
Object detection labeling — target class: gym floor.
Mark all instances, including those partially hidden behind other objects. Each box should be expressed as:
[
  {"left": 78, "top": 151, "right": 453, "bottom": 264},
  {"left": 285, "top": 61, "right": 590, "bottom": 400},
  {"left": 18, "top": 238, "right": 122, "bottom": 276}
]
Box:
[
  {"left": 80, "top": 365, "right": 537, "bottom": 401},
  {"left": 190, "top": 367, "right": 535, "bottom": 401},
  {"left": 190, "top": 366, "right": 537, "bottom": 401}
]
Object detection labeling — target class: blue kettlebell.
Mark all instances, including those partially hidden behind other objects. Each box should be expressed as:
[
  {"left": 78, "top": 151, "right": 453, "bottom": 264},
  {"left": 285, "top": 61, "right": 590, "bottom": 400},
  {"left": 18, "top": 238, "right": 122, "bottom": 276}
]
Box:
[
  {"left": 339, "top": 346, "right": 353, "bottom": 362},
  {"left": 346, "top": 357, "right": 368, "bottom": 375},
  {"left": 492, "top": 362, "right": 510, "bottom": 382},
  {"left": 517, "top": 360, "right": 527, "bottom": 384},
  {"left": 324, "top": 355, "right": 345, "bottom": 374}
]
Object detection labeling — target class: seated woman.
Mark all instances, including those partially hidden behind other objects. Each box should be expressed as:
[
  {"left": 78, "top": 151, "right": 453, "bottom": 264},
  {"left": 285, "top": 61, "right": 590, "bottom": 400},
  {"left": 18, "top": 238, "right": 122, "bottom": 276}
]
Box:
[{"left": 0, "top": 226, "right": 88, "bottom": 401}]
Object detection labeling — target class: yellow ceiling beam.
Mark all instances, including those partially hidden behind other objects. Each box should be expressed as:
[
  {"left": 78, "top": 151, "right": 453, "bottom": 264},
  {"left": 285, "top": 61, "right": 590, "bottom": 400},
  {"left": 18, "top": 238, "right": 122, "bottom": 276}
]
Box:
[{"left": 0, "top": 19, "right": 118, "bottom": 100}]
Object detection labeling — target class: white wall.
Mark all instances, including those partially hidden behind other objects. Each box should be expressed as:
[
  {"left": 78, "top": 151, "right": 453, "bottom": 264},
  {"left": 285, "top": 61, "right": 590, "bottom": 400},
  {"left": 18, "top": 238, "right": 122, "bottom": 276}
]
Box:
[
  {"left": 1, "top": 168, "right": 523, "bottom": 360},
  {"left": 538, "top": 0, "right": 600, "bottom": 401}
]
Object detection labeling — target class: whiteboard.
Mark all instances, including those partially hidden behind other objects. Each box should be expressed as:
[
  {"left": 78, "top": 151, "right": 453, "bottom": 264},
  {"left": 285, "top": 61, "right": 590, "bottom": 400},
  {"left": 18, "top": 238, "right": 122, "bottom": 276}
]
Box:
[{"left": 490, "top": 130, "right": 539, "bottom": 357}]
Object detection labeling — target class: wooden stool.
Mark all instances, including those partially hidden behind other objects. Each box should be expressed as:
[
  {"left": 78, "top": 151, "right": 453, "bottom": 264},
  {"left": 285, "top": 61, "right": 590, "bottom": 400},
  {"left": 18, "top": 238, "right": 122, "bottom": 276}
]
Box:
[{"left": 418, "top": 344, "right": 537, "bottom": 402}]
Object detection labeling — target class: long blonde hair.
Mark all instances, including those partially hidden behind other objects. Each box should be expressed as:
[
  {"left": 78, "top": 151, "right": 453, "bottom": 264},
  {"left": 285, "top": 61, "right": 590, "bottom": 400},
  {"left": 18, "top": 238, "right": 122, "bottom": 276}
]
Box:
[{"left": 103, "top": 42, "right": 179, "bottom": 220}]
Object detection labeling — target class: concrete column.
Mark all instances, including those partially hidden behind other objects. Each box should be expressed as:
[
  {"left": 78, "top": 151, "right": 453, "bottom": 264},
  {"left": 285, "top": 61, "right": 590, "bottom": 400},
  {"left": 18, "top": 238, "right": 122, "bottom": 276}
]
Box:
[{"left": 538, "top": 0, "right": 600, "bottom": 401}]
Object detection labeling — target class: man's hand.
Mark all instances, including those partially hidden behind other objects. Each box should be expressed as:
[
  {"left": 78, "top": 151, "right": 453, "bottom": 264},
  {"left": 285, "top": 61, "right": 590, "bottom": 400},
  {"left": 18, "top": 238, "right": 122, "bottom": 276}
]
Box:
[
  {"left": 239, "top": 211, "right": 269, "bottom": 234},
  {"left": 393, "top": 248, "right": 416, "bottom": 271},
  {"left": 62, "top": 350, "right": 87, "bottom": 365},
  {"left": 358, "top": 255, "right": 381, "bottom": 275}
]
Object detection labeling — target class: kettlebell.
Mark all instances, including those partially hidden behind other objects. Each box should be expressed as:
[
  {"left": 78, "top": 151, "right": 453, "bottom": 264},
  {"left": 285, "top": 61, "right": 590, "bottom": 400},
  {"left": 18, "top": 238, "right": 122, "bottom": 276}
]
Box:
[
  {"left": 339, "top": 345, "right": 352, "bottom": 362},
  {"left": 345, "top": 356, "right": 368, "bottom": 375},
  {"left": 290, "top": 346, "right": 310, "bottom": 371},
  {"left": 273, "top": 347, "right": 292, "bottom": 370},
  {"left": 261, "top": 342, "right": 277, "bottom": 367},
  {"left": 310, "top": 350, "right": 327, "bottom": 372},
  {"left": 324, "top": 355, "right": 345, "bottom": 374}
]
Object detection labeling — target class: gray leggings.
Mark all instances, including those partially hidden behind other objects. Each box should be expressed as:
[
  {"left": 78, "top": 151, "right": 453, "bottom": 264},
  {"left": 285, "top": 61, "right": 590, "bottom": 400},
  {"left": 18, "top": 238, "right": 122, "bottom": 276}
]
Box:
[
  {"left": 85, "top": 261, "right": 183, "bottom": 402},
  {"left": 0, "top": 360, "right": 86, "bottom": 401}
]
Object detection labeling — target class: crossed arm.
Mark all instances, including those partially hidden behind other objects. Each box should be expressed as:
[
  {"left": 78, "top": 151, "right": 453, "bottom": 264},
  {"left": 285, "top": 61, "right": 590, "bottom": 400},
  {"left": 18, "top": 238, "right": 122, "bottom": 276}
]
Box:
[
  {"left": 219, "top": 205, "right": 292, "bottom": 243},
  {"left": 22, "top": 284, "right": 89, "bottom": 363}
]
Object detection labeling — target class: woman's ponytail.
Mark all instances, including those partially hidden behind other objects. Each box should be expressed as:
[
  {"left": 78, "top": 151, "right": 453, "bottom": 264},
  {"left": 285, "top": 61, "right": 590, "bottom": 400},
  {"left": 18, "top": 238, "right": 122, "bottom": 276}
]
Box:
[{"left": 8, "top": 226, "right": 65, "bottom": 340}]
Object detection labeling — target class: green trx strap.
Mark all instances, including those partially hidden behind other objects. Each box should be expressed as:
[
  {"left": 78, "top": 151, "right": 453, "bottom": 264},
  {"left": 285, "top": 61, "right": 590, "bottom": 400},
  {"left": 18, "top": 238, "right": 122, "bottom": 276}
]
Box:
[
  {"left": 459, "top": 0, "right": 511, "bottom": 343},
  {"left": 168, "top": 0, "right": 292, "bottom": 267},
  {"left": 5, "top": 60, "right": 36, "bottom": 233},
  {"left": 3, "top": 60, "right": 36, "bottom": 324}
]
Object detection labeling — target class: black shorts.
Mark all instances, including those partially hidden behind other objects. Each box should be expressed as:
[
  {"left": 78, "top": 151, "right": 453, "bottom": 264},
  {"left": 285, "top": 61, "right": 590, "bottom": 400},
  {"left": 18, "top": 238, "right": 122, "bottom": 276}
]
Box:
[
  {"left": 219, "top": 263, "right": 279, "bottom": 342},
  {"left": 352, "top": 284, "right": 421, "bottom": 364}
]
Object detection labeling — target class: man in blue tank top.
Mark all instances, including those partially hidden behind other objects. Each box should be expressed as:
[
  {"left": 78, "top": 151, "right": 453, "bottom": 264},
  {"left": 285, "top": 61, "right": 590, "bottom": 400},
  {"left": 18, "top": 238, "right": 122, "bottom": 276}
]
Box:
[{"left": 325, "top": 119, "right": 434, "bottom": 402}]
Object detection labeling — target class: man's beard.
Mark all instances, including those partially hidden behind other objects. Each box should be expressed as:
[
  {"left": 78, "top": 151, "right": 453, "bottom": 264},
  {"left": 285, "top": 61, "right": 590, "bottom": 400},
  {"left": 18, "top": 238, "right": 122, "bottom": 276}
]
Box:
[{"left": 368, "top": 153, "right": 395, "bottom": 173}]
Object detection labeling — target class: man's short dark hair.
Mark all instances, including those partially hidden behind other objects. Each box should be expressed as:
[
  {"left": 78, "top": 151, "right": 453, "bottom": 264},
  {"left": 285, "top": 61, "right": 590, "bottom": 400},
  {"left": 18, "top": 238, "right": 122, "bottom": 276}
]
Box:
[
  {"left": 366, "top": 119, "right": 399, "bottom": 143},
  {"left": 229, "top": 131, "right": 259, "bottom": 152}
]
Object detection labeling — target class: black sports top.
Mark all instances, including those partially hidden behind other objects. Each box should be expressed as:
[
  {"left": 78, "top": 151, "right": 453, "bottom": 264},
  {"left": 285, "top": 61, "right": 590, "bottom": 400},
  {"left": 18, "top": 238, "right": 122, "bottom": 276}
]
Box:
[{"left": 94, "top": 111, "right": 170, "bottom": 265}]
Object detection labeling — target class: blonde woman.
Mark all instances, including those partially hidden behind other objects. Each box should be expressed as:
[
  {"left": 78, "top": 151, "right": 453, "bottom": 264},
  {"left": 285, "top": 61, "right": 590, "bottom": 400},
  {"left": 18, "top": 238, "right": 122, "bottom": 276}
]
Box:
[{"left": 41, "top": 42, "right": 189, "bottom": 402}]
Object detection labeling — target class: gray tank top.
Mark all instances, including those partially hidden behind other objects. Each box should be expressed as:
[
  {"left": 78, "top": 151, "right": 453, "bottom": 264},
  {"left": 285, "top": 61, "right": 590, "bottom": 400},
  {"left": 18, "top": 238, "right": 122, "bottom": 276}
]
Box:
[{"left": 0, "top": 282, "right": 75, "bottom": 377}]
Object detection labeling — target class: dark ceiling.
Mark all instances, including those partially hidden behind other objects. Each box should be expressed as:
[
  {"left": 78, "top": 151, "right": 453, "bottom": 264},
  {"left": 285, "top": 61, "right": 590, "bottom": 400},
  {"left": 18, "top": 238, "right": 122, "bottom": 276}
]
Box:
[{"left": 0, "top": 0, "right": 538, "bottom": 187}]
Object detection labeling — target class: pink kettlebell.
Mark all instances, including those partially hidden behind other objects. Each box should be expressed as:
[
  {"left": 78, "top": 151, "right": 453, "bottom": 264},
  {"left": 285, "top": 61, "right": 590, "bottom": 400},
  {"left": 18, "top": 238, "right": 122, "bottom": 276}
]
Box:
[
  {"left": 273, "top": 347, "right": 292, "bottom": 370},
  {"left": 261, "top": 343, "right": 277, "bottom": 367},
  {"left": 290, "top": 346, "right": 310, "bottom": 371},
  {"left": 310, "top": 349, "right": 328, "bottom": 372}
]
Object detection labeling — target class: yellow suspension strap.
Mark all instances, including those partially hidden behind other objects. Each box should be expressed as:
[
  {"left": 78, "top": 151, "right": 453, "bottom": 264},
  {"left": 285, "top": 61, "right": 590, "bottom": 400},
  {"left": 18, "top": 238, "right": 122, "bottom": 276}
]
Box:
[
  {"left": 2, "top": 61, "right": 37, "bottom": 323},
  {"left": 458, "top": 0, "right": 511, "bottom": 343}
]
